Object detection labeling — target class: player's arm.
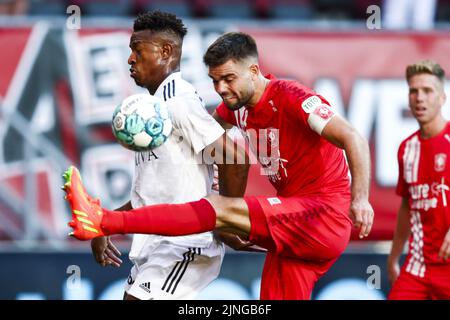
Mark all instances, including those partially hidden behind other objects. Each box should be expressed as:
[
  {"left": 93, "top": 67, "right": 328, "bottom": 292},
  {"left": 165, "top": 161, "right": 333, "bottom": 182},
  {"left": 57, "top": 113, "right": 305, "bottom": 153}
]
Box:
[
  {"left": 387, "top": 197, "right": 410, "bottom": 285},
  {"left": 210, "top": 111, "right": 265, "bottom": 252},
  {"left": 211, "top": 110, "right": 249, "bottom": 195},
  {"left": 321, "top": 114, "right": 374, "bottom": 238},
  {"left": 211, "top": 133, "right": 265, "bottom": 252}
]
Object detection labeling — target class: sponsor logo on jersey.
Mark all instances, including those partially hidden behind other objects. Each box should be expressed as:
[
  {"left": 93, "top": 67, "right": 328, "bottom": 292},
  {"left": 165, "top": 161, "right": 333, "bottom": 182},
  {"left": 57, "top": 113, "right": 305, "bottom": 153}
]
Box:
[
  {"left": 410, "top": 198, "right": 438, "bottom": 211},
  {"left": 301, "top": 95, "right": 322, "bottom": 113},
  {"left": 434, "top": 153, "right": 446, "bottom": 172},
  {"left": 409, "top": 180, "right": 449, "bottom": 210}
]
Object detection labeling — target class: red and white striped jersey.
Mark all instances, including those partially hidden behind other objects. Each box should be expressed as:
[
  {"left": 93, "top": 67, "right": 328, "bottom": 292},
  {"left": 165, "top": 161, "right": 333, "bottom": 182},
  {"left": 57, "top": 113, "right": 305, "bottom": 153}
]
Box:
[{"left": 397, "top": 122, "right": 450, "bottom": 276}]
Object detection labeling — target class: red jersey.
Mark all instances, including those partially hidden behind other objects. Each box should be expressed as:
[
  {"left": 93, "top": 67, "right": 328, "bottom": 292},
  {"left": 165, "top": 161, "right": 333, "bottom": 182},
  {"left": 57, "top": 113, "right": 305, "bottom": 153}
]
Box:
[
  {"left": 397, "top": 122, "right": 450, "bottom": 276},
  {"left": 216, "top": 75, "right": 350, "bottom": 198}
]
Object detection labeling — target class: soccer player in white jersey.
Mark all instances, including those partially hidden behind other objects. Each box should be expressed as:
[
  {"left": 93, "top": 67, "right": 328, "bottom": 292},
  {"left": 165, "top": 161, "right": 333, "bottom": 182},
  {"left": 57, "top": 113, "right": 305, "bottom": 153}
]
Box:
[
  {"left": 90, "top": 11, "right": 249, "bottom": 300},
  {"left": 388, "top": 60, "right": 450, "bottom": 299}
]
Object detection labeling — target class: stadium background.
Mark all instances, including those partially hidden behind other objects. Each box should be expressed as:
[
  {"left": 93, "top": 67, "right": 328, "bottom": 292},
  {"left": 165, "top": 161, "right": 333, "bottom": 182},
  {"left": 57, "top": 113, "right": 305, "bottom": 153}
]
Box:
[{"left": 0, "top": 0, "right": 449, "bottom": 300}]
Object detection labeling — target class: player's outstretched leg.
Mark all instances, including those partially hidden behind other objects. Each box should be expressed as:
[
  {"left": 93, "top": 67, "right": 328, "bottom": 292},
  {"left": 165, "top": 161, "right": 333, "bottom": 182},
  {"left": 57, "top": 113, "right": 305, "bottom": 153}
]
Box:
[
  {"left": 63, "top": 166, "right": 106, "bottom": 240},
  {"left": 63, "top": 166, "right": 218, "bottom": 241}
]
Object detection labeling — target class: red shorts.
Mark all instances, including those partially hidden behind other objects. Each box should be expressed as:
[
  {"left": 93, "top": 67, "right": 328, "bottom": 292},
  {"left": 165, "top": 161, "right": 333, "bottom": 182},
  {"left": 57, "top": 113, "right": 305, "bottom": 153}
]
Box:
[
  {"left": 245, "top": 195, "right": 352, "bottom": 300},
  {"left": 388, "top": 263, "right": 450, "bottom": 300}
]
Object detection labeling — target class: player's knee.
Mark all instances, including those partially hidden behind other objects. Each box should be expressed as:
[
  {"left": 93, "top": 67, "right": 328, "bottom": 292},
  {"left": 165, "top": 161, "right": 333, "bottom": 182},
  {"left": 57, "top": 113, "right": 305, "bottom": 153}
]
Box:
[
  {"left": 206, "top": 196, "right": 250, "bottom": 233},
  {"left": 206, "top": 196, "right": 227, "bottom": 228},
  {"left": 205, "top": 195, "right": 235, "bottom": 229}
]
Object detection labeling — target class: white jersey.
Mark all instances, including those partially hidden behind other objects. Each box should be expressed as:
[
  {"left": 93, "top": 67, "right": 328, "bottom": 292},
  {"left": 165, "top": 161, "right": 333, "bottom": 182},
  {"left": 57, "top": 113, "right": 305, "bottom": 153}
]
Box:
[{"left": 129, "top": 72, "right": 225, "bottom": 262}]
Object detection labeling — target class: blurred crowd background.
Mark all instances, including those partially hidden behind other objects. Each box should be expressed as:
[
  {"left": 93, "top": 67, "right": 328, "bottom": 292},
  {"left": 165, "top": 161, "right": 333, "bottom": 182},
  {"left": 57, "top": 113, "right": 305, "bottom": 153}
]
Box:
[
  {"left": 1, "top": 0, "right": 449, "bottom": 28},
  {"left": 1, "top": 0, "right": 450, "bottom": 30}
]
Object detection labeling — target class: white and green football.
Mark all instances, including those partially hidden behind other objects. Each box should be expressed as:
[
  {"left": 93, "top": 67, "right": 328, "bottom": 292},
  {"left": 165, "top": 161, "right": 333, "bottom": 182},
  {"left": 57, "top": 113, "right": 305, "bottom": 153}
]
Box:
[{"left": 112, "top": 94, "right": 172, "bottom": 151}]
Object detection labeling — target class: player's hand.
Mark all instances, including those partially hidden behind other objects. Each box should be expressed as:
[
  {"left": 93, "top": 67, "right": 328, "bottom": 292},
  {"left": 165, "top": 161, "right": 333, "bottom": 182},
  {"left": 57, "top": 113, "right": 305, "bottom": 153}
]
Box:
[
  {"left": 438, "top": 228, "right": 450, "bottom": 260},
  {"left": 350, "top": 198, "right": 374, "bottom": 239},
  {"left": 213, "top": 230, "right": 267, "bottom": 252},
  {"left": 91, "top": 236, "right": 122, "bottom": 268},
  {"left": 387, "top": 255, "right": 400, "bottom": 286}
]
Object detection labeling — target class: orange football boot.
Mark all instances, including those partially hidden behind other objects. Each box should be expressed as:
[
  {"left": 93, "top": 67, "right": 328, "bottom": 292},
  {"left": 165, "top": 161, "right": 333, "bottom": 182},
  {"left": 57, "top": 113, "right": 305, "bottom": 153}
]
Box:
[{"left": 63, "top": 166, "right": 105, "bottom": 240}]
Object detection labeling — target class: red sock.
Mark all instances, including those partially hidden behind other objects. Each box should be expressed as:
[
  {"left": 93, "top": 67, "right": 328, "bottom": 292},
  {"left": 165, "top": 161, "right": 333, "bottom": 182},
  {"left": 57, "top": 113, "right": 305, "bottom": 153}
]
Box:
[{"left": 101, "top": 198, "right": 216, "bottom": 236}]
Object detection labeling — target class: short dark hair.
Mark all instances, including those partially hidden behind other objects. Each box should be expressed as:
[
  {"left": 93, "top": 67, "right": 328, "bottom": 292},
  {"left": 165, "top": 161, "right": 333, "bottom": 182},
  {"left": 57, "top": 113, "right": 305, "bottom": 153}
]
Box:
[
  {"left": 203, "top": 32, "right": 258, "bottom": 68},
  {"left": 406, "top": 60, "right": 445, "bottom": 83},
  {"left": 133, "top": 11, "right": 187, "bottom": 40}
]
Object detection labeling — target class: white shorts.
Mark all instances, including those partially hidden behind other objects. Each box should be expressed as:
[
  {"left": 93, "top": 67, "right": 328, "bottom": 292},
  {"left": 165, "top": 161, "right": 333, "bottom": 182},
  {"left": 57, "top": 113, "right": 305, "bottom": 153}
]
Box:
[{"left": 124, "top": 238, "right": 225, "bottom": 300}]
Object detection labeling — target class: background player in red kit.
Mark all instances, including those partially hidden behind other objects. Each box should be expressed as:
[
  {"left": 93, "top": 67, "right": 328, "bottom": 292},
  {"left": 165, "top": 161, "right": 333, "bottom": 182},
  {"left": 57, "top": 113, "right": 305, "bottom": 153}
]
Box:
[
  {"left": 65, "top": 32, "right": 374, "bottom": 299},
  {"left": 388, "top": 60, "right": 450, "bottom": 300}
]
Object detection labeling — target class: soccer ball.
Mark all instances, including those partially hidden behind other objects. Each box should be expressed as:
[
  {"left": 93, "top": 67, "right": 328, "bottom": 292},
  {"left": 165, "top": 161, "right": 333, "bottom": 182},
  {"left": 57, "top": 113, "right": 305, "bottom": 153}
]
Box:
[{"left": 112, "top": 94, "right": 173, "bottom": 151}]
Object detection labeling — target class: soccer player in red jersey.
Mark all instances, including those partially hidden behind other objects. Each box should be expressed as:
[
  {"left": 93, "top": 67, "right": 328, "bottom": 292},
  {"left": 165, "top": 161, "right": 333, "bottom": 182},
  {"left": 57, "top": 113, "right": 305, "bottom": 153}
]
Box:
[
  {"left": 65, "top": 32, "right": 374, "bottom": 299},
  {"left": 388, "top": 60, "right": 450, "bottom": 300}
]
